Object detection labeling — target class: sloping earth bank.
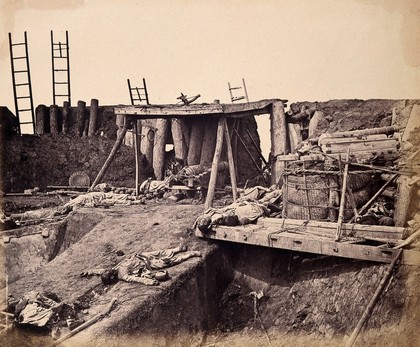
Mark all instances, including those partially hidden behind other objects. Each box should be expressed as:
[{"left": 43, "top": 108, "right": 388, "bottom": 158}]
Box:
[{"left": 1, "top": 203, "right": 420, "bottom": 347}]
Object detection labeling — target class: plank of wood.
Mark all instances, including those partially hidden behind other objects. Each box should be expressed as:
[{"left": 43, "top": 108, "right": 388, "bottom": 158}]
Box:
[
  {"left": 196, "top": 225, "right": 420, "bottom": 265},
  {"left": 114, "top": 99, "right": 282, "bottom": 119},
  {"left": 271, "top": 100, "right": 289, "bottom": 185},
  {"left": 260, "top": 217, "right": 405, "bottom": 240},
  {"left": 204, "top": 118, "right": 225, "bottom": 209},
  {"left": 223, "top": 118, "right": 238, "bottom": 202},
  {"left": 90, "top": 122, "right": 128, "bottom": 190}
]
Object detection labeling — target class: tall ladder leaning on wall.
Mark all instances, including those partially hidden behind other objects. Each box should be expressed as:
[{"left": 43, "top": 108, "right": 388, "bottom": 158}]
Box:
[
  {"left": 51, "top": 30, "right": 71, "bottom": 107},
  {"left": 8, "top": 31, "right": 35, "bottom": 135}
]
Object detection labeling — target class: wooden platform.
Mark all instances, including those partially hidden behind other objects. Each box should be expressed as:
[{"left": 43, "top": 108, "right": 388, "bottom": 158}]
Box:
[{"left": 195, "top": 217, "right": 420, "bottom": 266}]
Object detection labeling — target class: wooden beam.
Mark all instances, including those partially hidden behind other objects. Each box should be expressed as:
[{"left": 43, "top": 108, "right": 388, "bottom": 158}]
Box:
[
  {"left": 270, "top": 100, "right": 288, "bottom": 185},
  {"left": 133, "top": 120, "right": 141, "bottom": 196},
  {"left": 152, "top": 118, "right": 169, "bottom": 180},
  {"left": 204, "top": 117, "right": 225, "bottom": 209},
  {"left": 196, "top": 225, "right": 420, "bottom": 265},
  {"left": 223, "top": 118, "right": 238, "bottom": 202},
  {"left": 114, "top": 99, "right": 281, "bottom": 119},
  {"left": 260, "top": 218, "right": 405, "bottom": 240},
  {"left": 90, "top": 121, "right": 128, "bottom": 190},
  {"left": 187, "top": 119, "right": 205, "bottom": 165},
  {"left": 171, "top": 118, "right": 187, "bottom": 161}
]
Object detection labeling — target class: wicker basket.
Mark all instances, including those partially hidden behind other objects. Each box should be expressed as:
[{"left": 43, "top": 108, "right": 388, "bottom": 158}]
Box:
[{"left": 283, "top": 172, "right": 372, "bottom": 222}]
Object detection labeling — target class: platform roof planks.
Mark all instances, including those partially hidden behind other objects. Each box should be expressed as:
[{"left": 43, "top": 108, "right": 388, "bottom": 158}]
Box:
[{"left": 190, "top": 101, "right": 420, "bottom": 267}]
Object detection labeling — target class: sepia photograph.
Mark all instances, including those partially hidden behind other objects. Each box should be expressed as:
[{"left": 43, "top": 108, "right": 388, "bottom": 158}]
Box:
[{"left": 0, "top": 1, "right": 419, "bottom": 346}]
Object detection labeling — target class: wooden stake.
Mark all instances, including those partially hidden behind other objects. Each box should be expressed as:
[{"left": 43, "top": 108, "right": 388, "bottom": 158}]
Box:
[
  {"left": 49, "top": 105, "right": 59, "bottom": 134},
  {"left": 76, "top": 100, "right": 86, "bottom": 137},
  {"left": 223, "top": 118, "right": 238, "bottom": 201},
  {"left": 88, "top": 98, "right": 98, "bottom": 137},
  {"left": 200, "top": 118, "right": 217, "bottom": 165},
  {"left": 152, "top": 118, "right": 169, "bottom": 180},
  {"left": 171, "top": 118, "right": 187, "bottom": 162},
  {"left": 133, "top": 120, "right": 141, "bottom": 196},
  {"left": 187, "top": 119, "right": 205, "bottom": 165},
  {"left": 35, "top": 104, "right": 47, "bottom": 135},
  {"left": 62, "top": 101, "right": 70, "bottom": 135},
  {"left": 204, "top": 117, "right": 225, "bottom": 209},
  {"left": 90, "top": 121, "right": 128, "bottom": 190},
  {"left": 345, "top": 250, "right": 402, "bottom": 347},
  {"left": 270, "top": 101, "right": 289, "bottom": 185},
  {"left": 335, "top": 149, "right": 350, "bottom": 241}
]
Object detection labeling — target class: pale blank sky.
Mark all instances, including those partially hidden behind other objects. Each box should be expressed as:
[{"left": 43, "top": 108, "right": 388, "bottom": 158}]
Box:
[{"left": 1, "top": 0, "right": 419, "bottom": 155}]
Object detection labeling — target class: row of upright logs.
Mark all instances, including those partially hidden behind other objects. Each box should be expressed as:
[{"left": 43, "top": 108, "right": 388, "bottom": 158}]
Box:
[{"left": 35, "top": 99, "right": 99, "bottom": 137}]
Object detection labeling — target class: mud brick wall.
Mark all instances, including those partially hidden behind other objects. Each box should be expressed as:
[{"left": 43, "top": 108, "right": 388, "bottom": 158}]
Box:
[{"left": 1, "top": 134, "right": 145, "bottom": 192}]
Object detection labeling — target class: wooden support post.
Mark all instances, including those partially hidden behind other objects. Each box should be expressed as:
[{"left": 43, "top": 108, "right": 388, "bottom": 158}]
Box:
[
  {"left": 270, "top": 101, "right": 289, "bottom": 185},
  {"left": 35, "top": 104, "right": 47, "bottom": 135},
  {"left": 49, "top": 105, "right": 59, "bottom": 134},
  {"left": 200, "top": 118, "right": 217, "bottom": 165},
  {"left": 140, "top": 120, "right": 154, "bottom": 167},
  {"left": 153, "top": 118, "right": 169, "bottom": 180},
  {"left": 395, "top": 105, "right": 420, "bottom": 226},
  {"left": 76, "top": 100, "right": 86, "bottom": 137},
  {"left": 171, "top": 118, "right": 187, "bottom": 162},
  {"left": 345, "top": 250, "right": 402, "bottom": 347},
  {"left": 223, "top": 118, "right": 238, "bottom": 201},
  {"left": 335, "top": 149, "right": 350, "bottom": 241},
  {"left": 204, "top": 117, "right": 225, "bottom": 210},
  {"left": 90, "top": 120, "right": 128, "bottom": 190},
  {"left": 133, "top": 119, "right": 141, "bottom": 196},
  {"left": 62, "top": 101, "right": 70, "bottom": 135},
  {"left": 88, "top": 98, "right": 98, "bottom": 136},
  {"left": 187, "top": 119, "right": 205, "bottom": 165}
]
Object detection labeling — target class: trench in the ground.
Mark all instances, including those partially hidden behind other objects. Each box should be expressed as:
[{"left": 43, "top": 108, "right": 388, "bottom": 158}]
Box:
[{"left": 3, "top": 213, "right": 411, "bottom": 346}]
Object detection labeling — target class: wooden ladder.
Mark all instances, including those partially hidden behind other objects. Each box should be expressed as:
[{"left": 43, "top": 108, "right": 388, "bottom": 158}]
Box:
[
  {"left": 51, "top": 30, "right": 71, "bottom": 106},
  {"left": 8, "top": 31, "right": 35, "bottom": 135},
  {"left": 127, "top": 78, "right": 150, "bottom": 105},
  {"left": 228, "top": 78, "right": 249, "bottom": 103}
]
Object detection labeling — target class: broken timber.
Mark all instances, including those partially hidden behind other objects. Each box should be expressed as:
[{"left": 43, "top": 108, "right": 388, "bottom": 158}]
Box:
[{"left": 195, "top": 218, "right": 420, "bottom": 266}]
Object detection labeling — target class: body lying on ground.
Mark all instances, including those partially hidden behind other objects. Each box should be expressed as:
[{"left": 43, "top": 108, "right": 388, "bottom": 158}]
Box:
[{"left": 81, "top": 242, "right": 201, "bottom": 286}]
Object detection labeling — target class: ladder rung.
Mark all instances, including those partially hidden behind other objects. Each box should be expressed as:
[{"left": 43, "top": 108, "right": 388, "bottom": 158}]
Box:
[
  {"left": 54, "top": 82, "right": 68, "bottom": 85},
  {"left": 55, "top": 94, "right": 69, "bottom": 97},
  {"left": 16, "top": 96, "right": 30, "bottom": 99},
  {"left": 230, "top": 87, "right": 242, "bottom": 90},
  {"left": 15, "top": 82, "right": 30, "bottom": 86},
  {"left": 14, "top": 70, "right": 28, "bottom": 73},
  {"left": 11, "top": 42, "right": 25, "bottom": 46},
  {"left": 20, "top": 122, "right": 34, "bottom": 125},
  {"left": 18, "top": 109, "right": 32, "bottom": 112},
  {"left": 54, "top": 69, "right": 68, "bottom": 72},
  {"left": 13, "top": 56, "right": 27, "bottom": 60}
]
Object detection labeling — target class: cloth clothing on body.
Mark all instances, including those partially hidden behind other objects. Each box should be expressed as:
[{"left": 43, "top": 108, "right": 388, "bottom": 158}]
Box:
[{"left": 82, "top": 244, "right": 201, "bottom": 285}]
